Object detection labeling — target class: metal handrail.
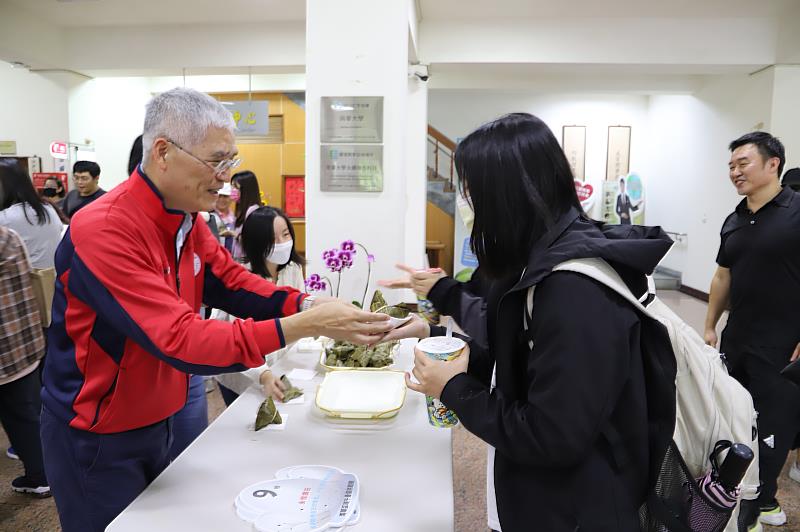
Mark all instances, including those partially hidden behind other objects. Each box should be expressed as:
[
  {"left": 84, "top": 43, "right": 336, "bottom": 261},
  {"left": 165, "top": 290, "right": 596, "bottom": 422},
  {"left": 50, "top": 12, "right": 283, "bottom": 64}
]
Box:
[
  {"left": 427, "top": 128, "right": 456, "bottom": 191},
  {"left": 665, "top": 231, "right": 688, "bottom": 244}
]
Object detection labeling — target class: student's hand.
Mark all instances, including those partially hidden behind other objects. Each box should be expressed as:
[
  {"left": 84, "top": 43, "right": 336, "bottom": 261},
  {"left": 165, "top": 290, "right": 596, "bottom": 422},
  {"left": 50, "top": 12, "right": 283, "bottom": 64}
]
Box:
[
  {"left": 379, "top": 314, "right": 430, "bottom": 343},
  {"left": 306, "top": 301, "right": 392, "bottom": 345},
  {"left": 259, "top": 369, "right": 285, "bottom": 401},
  {"left": 791, "top": 342, "right": 800, "bottom": 363},
  {"left": 405, "top": 344, "right": 470, "bottom": 400},
  {"left": 703, "top": 328, "right": 718, "bottom": 348},
  {"left": 378, "top": 264, "right": 446, "bottom": 298}
]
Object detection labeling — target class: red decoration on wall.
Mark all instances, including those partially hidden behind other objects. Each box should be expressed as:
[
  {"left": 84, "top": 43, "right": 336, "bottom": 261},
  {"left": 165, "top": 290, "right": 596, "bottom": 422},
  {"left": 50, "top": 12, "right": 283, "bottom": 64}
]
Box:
[{"left": 283, "top": 175, "right": 305, "bottom": 218}]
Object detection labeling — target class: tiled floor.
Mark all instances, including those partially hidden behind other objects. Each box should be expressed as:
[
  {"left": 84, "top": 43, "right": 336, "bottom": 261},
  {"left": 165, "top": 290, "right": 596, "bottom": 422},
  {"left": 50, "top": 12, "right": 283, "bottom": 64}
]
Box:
[{"left": 1, "top": 290, "right": 798, "bottom": 531}]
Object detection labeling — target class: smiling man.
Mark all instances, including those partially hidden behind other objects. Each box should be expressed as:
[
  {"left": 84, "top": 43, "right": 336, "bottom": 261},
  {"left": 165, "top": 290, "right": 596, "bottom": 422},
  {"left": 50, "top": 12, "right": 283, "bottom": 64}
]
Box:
[
  {"left": 40, "top": 88, "right": 392, "bottom": 532},
  {"left": 62, "top": 160, "right": 105, "bottom": 218},
  {"left": 704, "top": 131, "right": 800, "bottom": 530}
]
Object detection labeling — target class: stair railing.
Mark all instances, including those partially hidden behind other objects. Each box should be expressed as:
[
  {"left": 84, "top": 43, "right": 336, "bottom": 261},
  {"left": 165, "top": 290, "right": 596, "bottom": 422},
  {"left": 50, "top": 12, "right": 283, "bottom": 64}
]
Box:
[{"left": 427, "top": 125, "right": 457, "bottom": 192}]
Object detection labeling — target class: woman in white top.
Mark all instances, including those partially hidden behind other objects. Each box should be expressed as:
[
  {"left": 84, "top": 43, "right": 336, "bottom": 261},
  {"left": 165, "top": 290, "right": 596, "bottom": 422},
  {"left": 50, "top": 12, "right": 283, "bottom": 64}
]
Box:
[
  {"left": 0, "top": 160, "right": 63, "bottom": 269},
  {"left": 214, "top": 206, "right": 306, "bottom": 405}
]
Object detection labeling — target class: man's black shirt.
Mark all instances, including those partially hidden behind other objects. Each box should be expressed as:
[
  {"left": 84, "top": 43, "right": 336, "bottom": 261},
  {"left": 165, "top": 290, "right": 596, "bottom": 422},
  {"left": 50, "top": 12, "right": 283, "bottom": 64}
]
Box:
[{"left": 717, "top": 186, "right": 800, "bottom": 356}]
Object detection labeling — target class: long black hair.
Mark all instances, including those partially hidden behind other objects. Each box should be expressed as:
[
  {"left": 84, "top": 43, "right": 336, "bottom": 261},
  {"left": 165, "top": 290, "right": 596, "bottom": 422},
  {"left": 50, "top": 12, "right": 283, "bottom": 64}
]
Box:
[
  {"left": 128, "top": 135, "right": 143, "bottom": 176},
  {"left": 241, "top": 206, "right": 305, "bottom": 278},
  {"left": 0, "top": 159, "right": 51, "bottom": 225},
  {"left": 454, "top": 113, "right": 581, "bottom": 279},
  {"left": 232, "top": 170, "right": 263, "bottom": 228}
]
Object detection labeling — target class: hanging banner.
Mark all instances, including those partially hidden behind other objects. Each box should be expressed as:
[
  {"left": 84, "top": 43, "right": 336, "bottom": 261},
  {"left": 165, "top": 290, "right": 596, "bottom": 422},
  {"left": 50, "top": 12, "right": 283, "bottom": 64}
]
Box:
[
  {"left": 562, "top": 126, "right": 586, "bottom": 181},
  {"left": 605, "top": 126, "right": 631, "bottom": 181},
  {"left": 226, "top": 101, "right": 270, "bottom": 137}
]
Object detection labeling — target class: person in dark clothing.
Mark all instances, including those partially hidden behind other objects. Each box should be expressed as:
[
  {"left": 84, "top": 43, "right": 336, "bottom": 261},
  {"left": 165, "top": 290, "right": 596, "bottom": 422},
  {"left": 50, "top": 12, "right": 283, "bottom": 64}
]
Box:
[
  {"left": 615, "top": 177, "right": 639, "bottom": 225},
  {"left": 384, "top": 113, "right": 671, "bottom": 532},
  {"left": 62, "top": 160, "right": 105, "bottom": 219},
  {"left": 783, "top": 167, "right": 800, "bottom": 192},
  {"left": 704, "top": 132, "right": 800, "bottom": 528}
]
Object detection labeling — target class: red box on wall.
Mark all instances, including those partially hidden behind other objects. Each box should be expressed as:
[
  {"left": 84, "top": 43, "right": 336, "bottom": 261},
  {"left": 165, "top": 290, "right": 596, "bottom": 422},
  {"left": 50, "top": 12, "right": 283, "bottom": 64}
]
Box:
[
  {"left": 283, "top": 175, "right": 305, "bottom": 219},
  {"left": 32, "top": 172, "right": 69, "bottom": 193}
]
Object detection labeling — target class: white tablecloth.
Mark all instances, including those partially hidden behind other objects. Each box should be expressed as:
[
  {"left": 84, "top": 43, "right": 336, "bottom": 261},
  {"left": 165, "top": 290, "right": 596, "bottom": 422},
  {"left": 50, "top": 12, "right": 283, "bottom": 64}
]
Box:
[{"left": 106, "top": 338, "right": 454, "bottom": 531}]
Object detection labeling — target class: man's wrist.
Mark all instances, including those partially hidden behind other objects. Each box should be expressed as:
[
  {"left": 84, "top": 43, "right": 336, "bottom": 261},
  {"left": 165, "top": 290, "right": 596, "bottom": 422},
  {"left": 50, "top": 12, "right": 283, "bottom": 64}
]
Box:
[{"left": 301, "top": 295, "right": 316, "bottom": 312}]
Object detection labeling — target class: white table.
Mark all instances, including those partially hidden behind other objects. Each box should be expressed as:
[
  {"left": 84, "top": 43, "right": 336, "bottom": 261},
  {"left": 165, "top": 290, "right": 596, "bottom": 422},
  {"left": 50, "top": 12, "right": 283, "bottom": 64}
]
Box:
[{"left": 106, "top": 339, "right": 454, "bottom": 531}]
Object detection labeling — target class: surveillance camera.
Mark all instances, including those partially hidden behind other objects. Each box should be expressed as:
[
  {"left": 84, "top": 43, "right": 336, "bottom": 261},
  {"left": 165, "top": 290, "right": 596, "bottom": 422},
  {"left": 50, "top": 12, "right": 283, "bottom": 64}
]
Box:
[{"left": 408, "top": 64, "right": 429, "bottom": 82}]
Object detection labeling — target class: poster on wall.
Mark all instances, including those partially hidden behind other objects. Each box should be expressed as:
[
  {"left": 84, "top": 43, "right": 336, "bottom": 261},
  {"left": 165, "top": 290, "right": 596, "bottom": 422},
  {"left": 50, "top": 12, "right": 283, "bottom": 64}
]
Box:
[
  {"left": 574, "top": 180, "right": 595, "bottom": 212},
  {"left": 225, "top": 101, "right": 270, "bottom": 137},
  {"left": 320, "top": 145, "right": 383, "bottom": 192},
  {"left": 602, "top": 173, "right": 645, "bottom": 225},
  {"left": 283, "top": 175, "right": 305, "bottom": 218},
  {"left": 605, "top": 126, "right": 631, "bottom": 181},
  {"left": 562, "top": 126, "right": 586, "bottom": 181},
  {"left": 321, "top": 97, "right": 383, "bottom": 143},
  {"left": 601, "top": 180, "right": 620, "bottom": 224}
]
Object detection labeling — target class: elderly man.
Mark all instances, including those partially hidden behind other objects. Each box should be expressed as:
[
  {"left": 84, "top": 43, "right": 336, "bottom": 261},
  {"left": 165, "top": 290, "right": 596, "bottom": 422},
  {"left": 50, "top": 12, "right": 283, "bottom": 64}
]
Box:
[{"left": 40, "top": 87, "right": 391, "bottom": 532}]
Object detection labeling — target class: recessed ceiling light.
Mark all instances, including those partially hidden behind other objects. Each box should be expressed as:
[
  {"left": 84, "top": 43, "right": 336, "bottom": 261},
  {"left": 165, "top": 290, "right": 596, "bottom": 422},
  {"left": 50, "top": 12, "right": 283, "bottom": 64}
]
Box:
[{"left": 9, "top": 61, "right": 30, "bottom": 69}]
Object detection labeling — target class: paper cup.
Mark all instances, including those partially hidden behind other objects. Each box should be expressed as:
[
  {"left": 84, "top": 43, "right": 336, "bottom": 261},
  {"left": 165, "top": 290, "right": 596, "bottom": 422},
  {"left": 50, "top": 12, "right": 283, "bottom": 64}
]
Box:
[{"left": 417, "top": 336, "right": 465, "bottom": 427}]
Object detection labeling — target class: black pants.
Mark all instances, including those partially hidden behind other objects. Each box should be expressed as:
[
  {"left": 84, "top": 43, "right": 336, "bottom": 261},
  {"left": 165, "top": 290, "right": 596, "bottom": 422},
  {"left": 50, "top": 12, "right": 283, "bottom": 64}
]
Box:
[
  {"left": 723, "top": 344, "right": 800, "bottom": 505},
  {"left": 41, "top": 405, "right": 173, "bottom": 532},
  {"left": 0, "top": 368, "right": 46, "bottom": 482}
]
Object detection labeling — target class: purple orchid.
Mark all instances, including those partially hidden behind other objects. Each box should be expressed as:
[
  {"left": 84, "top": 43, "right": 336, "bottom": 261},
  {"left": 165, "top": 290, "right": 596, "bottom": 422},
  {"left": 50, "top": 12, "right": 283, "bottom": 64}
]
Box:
[
  {"left": 326, "top": 256, "right": 343, "bottom": 272},
  {"left": 340, "top": 240, "right": 356, "bottom": 252}
]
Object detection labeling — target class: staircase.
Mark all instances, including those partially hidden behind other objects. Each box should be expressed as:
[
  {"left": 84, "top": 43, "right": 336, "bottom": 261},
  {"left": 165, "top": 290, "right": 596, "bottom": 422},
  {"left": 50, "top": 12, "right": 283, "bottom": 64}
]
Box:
[
  {"left": 427, "top": 125, "right": 457, "bottom": 216},
  {"left": 426, "top": 125, "right": 457, "bottom": 270}
]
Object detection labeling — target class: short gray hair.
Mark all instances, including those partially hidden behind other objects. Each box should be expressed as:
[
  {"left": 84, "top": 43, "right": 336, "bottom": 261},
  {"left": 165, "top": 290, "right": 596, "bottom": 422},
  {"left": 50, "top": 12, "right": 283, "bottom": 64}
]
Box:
[{"left": 142, "top": 87, "right": 235, "bottom": 164}]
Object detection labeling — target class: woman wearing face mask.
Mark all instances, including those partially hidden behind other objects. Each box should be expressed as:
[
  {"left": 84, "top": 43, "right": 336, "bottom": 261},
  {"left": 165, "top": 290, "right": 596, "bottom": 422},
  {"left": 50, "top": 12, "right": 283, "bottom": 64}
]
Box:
[{"left": 213, "top": 206, "right": 305, "bottom": 405}]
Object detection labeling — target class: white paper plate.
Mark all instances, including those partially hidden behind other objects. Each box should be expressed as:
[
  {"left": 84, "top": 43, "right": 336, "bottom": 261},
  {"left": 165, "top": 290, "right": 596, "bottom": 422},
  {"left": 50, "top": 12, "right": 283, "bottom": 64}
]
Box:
[{"left": 315, "top": 370, "right": 406, "bottom": 419}]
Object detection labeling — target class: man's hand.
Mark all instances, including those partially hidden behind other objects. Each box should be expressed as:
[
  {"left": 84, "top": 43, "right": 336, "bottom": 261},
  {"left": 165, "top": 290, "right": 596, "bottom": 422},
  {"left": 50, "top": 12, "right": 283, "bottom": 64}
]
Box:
[
  {"left": 304, "top": 301, "right": 392, "bottom": 345},
  {"left": 405, "top": 344, "right": 470, "bottom": 400},
  {"left": 791, "top": 342, "right": 800, "bottom": 363},
  {"left": 704, "top": 328, "right": 718, "bottom": 348},
  {"left": 379, "top": 314, "right": 430, "bottom": 343},
  {"left": 378, "top": 264, "right": 446, "bottom": 299},
  {"left": 259, "top": 369, "right": 285, "bottom": 401}
]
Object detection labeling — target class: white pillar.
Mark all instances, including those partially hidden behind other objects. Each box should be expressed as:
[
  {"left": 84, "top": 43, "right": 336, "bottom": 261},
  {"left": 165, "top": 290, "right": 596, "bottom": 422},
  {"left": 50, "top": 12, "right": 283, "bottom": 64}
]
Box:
[
  {"left": 770, "top": 65, "right": 800, "bottom": 171},
  {"left": 305, "top": 0, "right": 426, "bottom": 305}
]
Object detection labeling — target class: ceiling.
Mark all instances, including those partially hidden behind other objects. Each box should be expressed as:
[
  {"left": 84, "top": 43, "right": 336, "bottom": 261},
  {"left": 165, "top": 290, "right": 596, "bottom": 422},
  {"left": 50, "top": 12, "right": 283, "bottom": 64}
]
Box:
[
  {"left": 8, "top": 0, "right": 799, "bottom": 28},
  {"left": 2, "top": 0, "right": 306, "bottom": 27},
  {"left": 418, "top": 0, "right": 799, "bottom": 19}
]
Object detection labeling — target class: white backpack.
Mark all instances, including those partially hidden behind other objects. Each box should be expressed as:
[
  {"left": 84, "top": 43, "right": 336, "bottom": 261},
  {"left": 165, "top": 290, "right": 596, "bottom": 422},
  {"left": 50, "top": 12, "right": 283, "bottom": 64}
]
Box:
[{"left": 545, "top": 258, "right": 759, "bottom": 530}]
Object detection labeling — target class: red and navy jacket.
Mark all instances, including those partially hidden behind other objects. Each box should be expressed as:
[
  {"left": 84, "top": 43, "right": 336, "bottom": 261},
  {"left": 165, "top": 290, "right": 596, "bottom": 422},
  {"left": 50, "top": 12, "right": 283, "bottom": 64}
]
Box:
[{"left": 42, "top": 168, "right": 306, "bottom": 434}]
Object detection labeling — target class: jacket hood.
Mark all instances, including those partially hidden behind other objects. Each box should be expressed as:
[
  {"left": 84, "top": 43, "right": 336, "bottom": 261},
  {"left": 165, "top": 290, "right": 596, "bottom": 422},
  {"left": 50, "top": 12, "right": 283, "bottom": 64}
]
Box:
[{"left": 512, "top": 207, "right": 674, "bottom": 292}]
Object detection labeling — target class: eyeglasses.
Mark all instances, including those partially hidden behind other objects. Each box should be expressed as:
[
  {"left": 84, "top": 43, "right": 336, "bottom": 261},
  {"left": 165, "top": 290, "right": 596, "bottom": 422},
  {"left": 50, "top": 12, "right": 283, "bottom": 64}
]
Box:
[{"left": 167, "top": 139, "right": 241, "bottom": 177}]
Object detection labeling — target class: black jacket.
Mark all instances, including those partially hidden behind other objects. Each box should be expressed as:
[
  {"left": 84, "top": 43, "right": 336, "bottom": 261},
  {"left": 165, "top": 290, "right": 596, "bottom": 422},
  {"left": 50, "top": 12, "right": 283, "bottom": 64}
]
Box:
[{"left": 433, "top": 208, "right": 673, "bottom": 532}]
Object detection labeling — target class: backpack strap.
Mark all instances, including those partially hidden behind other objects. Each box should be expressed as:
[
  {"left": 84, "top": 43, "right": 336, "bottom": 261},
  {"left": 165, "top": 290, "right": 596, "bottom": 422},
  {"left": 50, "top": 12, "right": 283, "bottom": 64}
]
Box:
[{"left": 553, "top": 258, "right": 657, "bottom": 320}]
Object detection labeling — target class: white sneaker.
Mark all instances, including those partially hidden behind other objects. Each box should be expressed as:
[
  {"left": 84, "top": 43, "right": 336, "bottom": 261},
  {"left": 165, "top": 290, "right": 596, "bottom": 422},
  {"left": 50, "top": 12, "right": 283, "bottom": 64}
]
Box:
[
  {"left": 790, "top": 462, "right": 800, "bottom": 484},
  {"left": 758, "top": 502, "right": 787, "bottom": 526}
]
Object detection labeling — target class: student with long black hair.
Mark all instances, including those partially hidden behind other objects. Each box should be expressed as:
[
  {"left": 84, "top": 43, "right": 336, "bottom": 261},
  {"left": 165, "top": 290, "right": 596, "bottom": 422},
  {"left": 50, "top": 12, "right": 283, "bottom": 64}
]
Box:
[
  {"left": 214, "top": 206, "right": 305, "bottom": 405},
  {"left": 0, "top": 160, "right": 63, "bottom": 269},
  {"left": 386, "top": 113, "right": 672, "bottom": 531},
  {"left": 231, "top": 170, "right": 263, "bottom": 261}
]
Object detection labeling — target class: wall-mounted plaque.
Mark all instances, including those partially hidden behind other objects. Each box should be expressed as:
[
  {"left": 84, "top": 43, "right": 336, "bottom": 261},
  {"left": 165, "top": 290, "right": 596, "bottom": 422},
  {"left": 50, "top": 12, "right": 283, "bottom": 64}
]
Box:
[
  {"left": 321, "top": 97, "right": 383, "bottom": 143},
  {"left": 320, "top": 145, "right": 383, "bottom": 192},
  {"left": 606, "top": 126, "right": 631, "bottom": 181},
  {"left": 562, "top": 125, "right": 586, "bottom": 181}
]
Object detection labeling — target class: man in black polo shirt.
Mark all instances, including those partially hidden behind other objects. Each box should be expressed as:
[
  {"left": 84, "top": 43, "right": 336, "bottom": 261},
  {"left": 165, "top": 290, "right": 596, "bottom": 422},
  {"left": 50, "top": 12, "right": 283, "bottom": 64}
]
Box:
[
  {"left": 704, "top": 131, "right": 800, "bottom": 530},
  {"left": 62, "top": 161, "right": 106, "bottom": 219}
]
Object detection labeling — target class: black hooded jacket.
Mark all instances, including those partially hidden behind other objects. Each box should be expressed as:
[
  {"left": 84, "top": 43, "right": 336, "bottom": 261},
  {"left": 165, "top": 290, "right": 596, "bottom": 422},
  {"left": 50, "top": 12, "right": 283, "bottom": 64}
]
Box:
[{"left": 431, "top": 208, "right": 673, "bottom": 532}]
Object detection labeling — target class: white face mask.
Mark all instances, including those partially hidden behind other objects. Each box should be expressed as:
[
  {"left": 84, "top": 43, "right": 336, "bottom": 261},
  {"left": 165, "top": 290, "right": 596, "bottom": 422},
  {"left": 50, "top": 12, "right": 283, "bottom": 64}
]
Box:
[{"left": 267, "top": 240, "right": 293, "bottom": 266}]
